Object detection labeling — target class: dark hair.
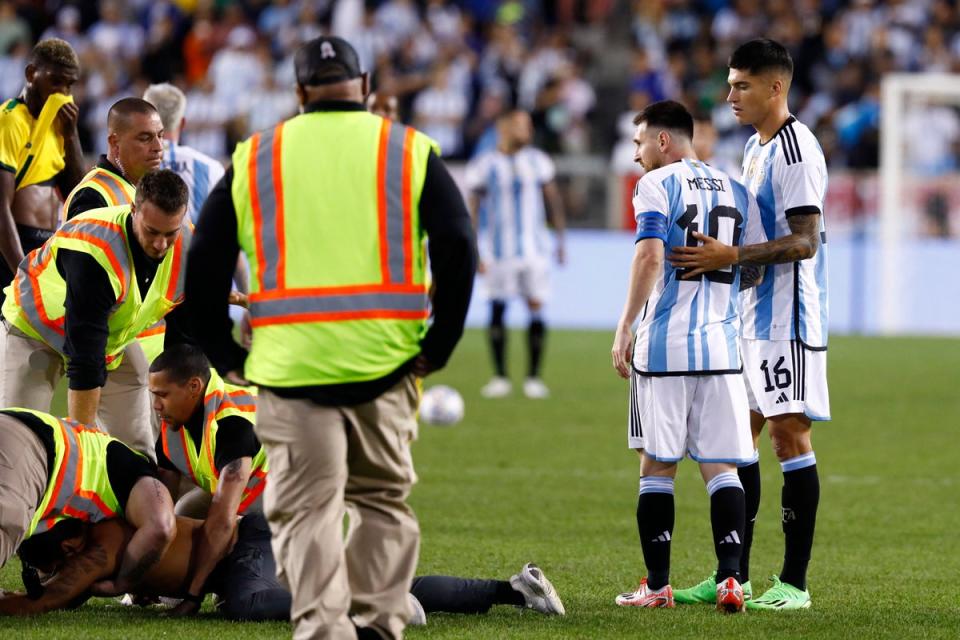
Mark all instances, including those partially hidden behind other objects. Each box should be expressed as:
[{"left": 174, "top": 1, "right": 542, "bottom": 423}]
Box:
[
  {"left": 149, "top": 343, "right": 212, "bottom": 385},
  {"left": 107, "top": 97, "right": 159, "bottom": 131},
  {"left": 633, "top": 100, "right": 694, "bottom": 140},
  {"left": 728, "top": 38, "right": 793, "bottom": 77},
  {"left": 135, "top": 169, "right": 188, "bottom": 214},
  {"left": 17, "top": 519, "right": 85, "bottom": 569},
  {"left": 29, "top": 38, "right": 79, "bottom": 71}
]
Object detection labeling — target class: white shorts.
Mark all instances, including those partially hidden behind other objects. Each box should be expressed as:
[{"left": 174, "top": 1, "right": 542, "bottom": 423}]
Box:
[
  {"left": 627, "top": 371, "right": 754, "bottom": 464},
  {"left": 742, "top": 339, "right": 831, "bottom": 421},
  {"left": 483, "top": 257, "right": 550, "bottom": 302}
]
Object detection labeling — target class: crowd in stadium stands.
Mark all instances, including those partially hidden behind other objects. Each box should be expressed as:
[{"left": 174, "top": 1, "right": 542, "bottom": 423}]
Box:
[{"left": 0, "top": 0, "right": 958, "bottom": 173}]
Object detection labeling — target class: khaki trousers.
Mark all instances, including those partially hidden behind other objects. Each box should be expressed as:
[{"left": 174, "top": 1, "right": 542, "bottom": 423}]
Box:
[
  {"left": 0, "top": 414, "right": 49, "bottom": 568},
  {"left": 256, "top": 375, "right": 420, "bottom": 640},
  {"left": 0, "top": 321, "right": 156, "bottom": 460}
]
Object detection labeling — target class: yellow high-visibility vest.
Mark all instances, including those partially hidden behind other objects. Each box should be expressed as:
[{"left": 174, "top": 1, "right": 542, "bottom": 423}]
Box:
[
  {"left": 62, "top": 165, "right": 136, "bottom": 214},
  {"left": 1, "top": 206, "right": 190, "bottom": 370},
  {"left": 158, "top": 369, "right": 267, "bottom": 514},
  {"left": 8, "top": 409, "right": 127, "bottom": 538},
  {"left": 231, "top": 110, "right": 438, "bottom": 386},
  {"left": 61, "top": 168, "right": 167, "bottom": 362}
]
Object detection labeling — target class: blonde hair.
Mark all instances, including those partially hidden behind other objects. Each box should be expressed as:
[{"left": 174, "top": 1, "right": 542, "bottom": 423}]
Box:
[
  {"left": 30, "top": 38, "right": 79, "bottom": 71},
  {"left": 143, "top": 83, "right": 187, "bottom": 136}
]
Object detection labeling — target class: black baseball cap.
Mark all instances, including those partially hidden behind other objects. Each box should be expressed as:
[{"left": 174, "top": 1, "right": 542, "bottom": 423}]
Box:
[{"left": 295, "top": 36, "right": 363, "bottom": 86}]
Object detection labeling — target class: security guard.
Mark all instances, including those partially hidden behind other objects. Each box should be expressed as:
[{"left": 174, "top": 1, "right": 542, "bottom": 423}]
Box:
[
  {"left": 61, "top": 97, "right": 168, "bottom": 362},
  {"left": 148, "top": 343, "right": 266, "bottom": 615},
  {"left": 186, "top": 36, "right": 476, "bottom": 640},
  {"left": 62, "top": 97, "right": 163, "bottom": 219},
  {"left": 0, "top": 169, "right": 191, "bottom": 458},
  {"left": 0, "top": 407, "right": 175, "bottom": 595}
]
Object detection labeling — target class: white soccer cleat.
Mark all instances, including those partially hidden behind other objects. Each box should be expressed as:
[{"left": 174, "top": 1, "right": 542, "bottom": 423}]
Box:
[
  {"left": 481, "top": 376, "right": 512, "bottom": 398},
  {"left": 522, "top": 378, "right": 550, "bottom": 399},
  {"left": 510, "top": 562, "right": 566, "bottom": 615},
  {"left": 407, "top": 593, "right": 427, "bottom": 626},
  {"left": 615, "top": 578, "right": 675, "bottom": 608}
]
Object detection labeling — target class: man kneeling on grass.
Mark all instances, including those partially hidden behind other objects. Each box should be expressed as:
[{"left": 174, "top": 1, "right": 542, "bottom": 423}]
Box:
[{"left": 0, "top": 512, "right": 565, "bottom": 625}]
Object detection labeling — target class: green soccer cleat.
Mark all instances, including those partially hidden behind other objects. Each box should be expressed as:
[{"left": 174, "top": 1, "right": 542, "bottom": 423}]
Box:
[
  {"left": 673, "top": 572, "right": 752, "bottom": 605},
  {"left": 745, "top": 575, "right": 811, "bottom": 610}
]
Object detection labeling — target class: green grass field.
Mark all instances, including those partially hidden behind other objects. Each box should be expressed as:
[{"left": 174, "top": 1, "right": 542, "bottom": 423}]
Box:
[{"left": 2, "top": 330, "right": 959, "bottom": 639}]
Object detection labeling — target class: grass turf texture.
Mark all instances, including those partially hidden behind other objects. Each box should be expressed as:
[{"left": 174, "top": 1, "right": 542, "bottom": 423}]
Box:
[{"left": 2, "top": 330, "right": 958, "bottom": 639}]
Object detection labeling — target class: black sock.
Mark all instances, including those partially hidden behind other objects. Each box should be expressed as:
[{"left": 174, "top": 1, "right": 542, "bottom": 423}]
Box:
[
  {"left": 737, "top": 459, "right": 761, "bottom": 582},
  {"left": 488, "top": 300, "right": 507, "bottom": 377},
  {"left": 527, "top": 316, "right": 546, "bottom": 378},
  {"left": 498, "top": 580, "right": 527, "bottom": 607},
  {"left": 637, "top": 477, "right": 674, "bottom": 590},
  {"left": 779, "top": 453, "right": 819, "bottom": 591},
  {"left": 707, "top": 473, "right": 745, "bottom": 583}
]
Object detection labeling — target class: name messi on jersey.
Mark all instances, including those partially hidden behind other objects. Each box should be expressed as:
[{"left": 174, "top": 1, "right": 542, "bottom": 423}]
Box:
[{"left": 686, "top": 176, "right": 726, "bottom": 192}]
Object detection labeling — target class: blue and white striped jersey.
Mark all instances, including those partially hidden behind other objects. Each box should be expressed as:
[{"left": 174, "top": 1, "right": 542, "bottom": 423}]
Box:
[
  {"left": 631, "top": 159, "right": 765, "bottom": 375},
  {"left": 739, "top": 116, "right": 828, "bottom": 349},
  {"left": 464, "top": 146, "right": 555, "bottom": 261},
  {"left": 160, "top": 140, "right": 226, "bottom": 224}
]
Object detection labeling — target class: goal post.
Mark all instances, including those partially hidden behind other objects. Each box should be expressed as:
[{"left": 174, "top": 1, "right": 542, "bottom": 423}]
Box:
[{"left": 879, "top": 73, "right": 960, "bottom": 334}]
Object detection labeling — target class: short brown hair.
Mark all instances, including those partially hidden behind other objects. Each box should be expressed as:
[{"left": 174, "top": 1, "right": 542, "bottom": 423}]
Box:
[{"left": 136, "top": 169, "right": 188, "bottom": 214}]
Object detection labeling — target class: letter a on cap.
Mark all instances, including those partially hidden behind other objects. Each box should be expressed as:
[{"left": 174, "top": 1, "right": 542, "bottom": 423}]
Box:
[{"left": 321, "top": 41, "right": 336, "bottom": 59}]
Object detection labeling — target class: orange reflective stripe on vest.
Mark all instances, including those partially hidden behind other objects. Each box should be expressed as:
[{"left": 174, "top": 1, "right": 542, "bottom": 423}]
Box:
[
  {"left": 13, "top": 217, "right": 132, "bottom": 352},
  {"left": 248, "top": 123, "right": 286, "bottom": 292},
  {"left": 246, "top": 119, "right": 428, "bottom": 326},
  {"left": 33, "top": 420, "right": 117, "bottom": 535},
  {"left": 377, "top": 120, "right": 416, "bottom": 286},
  {"left": 161, "top": 385, "right": 262, "bottom": 509},
  {"left": 88, "top": 172, "right": 131, "bottom": 206}
]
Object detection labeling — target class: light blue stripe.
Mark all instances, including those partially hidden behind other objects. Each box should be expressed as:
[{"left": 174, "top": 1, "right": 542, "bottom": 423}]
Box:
[
  {"left": 688, "top": 452, "right": 758, "bottom": 465},
  {"left": 645, "top": 451, "right": 684, "bottom": 463},
  {"left": 737, "top": 450, "right": 760, "bottom": 467},
  {"left": 727, "top": 180, "right": 751, "bottom": 367},
  {"left": 639, "top": 478, "right": 676, "bottom": 495},
  {"left": 648, "top": 174, "right": 683, "bottom": 371},
  {"left": 192, "top": 158, "right": 209, "bottom": 222},
  {"left": 815, "top": 232, "right": 829, "bottom": 345},
  {"left": 706, "top": 473, "right": 743, "bottom": 496},
  {"left": 512, "top": 156, "right": 523, "bottom": 258},
  {"left": 693, "top": 161, "right": 717, "bottom": 371},
  {"left": 780, "top": 451, "right": 817, "bottom": 472},
  {"left": 753, "top": 153, "right": 777, "bottom": 339},
  {"left": 683, "top": 161, "right": 704, "bottom": 371},
  {"left": 488, "top": 162, "right": 501, "bottom": 259}
]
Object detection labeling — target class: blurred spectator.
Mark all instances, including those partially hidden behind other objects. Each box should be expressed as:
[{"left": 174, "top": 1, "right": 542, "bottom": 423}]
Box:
[
  {"left": 40, "top": 6, "right": 85, "bottom": 53},
  {"left": 208, "top": 26, "right": 265, "bottom": 111},
  {"left": 0, "top": 39, "right": 26, "bottom": 99},
  {"left": 88, "top": 0, "right": 144, "bottom": 64},
  {"left": 0, "top": 1, "right": 30, "bottom": 54},
  {"left": 413, "top": 63, "right": 468, "bottom": 157}
]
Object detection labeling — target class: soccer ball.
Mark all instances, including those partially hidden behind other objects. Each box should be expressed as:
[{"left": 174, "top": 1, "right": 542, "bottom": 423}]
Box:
[{"left": 419, "top": 385, "right": 465, "bottom": 426}]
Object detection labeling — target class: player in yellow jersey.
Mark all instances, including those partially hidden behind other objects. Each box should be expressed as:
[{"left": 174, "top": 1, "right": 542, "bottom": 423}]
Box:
[{"left": 0, "top": 38, "right": 84, "bottom": 307}]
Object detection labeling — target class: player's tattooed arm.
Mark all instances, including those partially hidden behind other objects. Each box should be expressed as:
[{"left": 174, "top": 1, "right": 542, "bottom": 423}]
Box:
[
  {"left": 669, "top": 213, "right": 820, "bottom": 278},
  {"left": 0, "top": 528, "right": 119, "bottom": 615},
  {"left": 737, "top": 213, "right": 821, "bottom": 267}
]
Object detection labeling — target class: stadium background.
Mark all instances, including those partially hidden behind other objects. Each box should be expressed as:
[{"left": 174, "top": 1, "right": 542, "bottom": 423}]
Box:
[
  {"left": 0, "top": 2, "right": 958, "bottom": 639},
  {"left": 2, "top": 0, "right": 959, "bottom": 334}
]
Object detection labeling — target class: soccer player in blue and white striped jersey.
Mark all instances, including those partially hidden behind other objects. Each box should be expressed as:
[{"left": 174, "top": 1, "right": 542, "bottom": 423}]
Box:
[
  {"left": 143, "top": 84, "right": 226, "bottom": 225},
  {"left": 465, "top": 110, "right": 566, "bottom": 399},
  {"left": 669, "top": 39, "right": 829, "bottom": 610},
  {"left": 611, "top": 100, "right": 764, "bottom": 612}
]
